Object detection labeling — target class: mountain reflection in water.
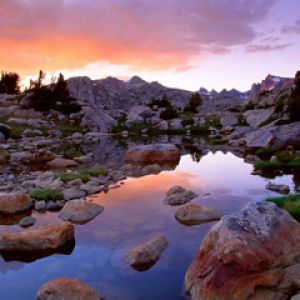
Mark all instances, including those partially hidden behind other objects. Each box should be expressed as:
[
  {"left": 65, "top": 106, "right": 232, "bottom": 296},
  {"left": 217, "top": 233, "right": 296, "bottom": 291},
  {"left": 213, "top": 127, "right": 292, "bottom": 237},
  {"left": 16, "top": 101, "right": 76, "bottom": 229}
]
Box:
[{"left": 0, "top": 150, "right": 296, "bottom": 300}]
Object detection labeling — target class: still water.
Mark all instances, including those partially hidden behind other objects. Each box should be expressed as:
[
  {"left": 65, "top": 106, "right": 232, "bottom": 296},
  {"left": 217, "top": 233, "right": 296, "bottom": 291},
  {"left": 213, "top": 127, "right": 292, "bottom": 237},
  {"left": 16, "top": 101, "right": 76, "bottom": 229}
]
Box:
[{"left": 0, "top": 150, "right": 296, "bottom": 300}]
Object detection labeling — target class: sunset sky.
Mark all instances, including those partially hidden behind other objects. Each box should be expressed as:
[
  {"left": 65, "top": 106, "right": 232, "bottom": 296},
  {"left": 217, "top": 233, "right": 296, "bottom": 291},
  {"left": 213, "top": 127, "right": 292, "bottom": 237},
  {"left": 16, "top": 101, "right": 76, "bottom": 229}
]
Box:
[{"left": 1, "top": 0, "right": 300, "bottom": 91}]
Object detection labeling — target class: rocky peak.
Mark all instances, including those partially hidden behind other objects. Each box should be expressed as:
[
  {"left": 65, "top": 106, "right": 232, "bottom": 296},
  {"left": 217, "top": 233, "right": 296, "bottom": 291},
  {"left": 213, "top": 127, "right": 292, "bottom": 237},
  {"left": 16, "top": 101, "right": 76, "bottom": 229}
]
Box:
[
  {"left": 128, "top": 76, "right": 147, "bottom": 85},
  {"left": 251, "top": 74, "right": 294, "bottom": 95}
]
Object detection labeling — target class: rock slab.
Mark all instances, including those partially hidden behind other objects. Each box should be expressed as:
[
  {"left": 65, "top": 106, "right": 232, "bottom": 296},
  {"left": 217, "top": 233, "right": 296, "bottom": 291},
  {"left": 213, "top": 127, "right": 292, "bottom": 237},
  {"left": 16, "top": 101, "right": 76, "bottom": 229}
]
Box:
[
  {"left": 58, "top": 200, "right": 104, "bottom": 224},
  {"left": 0, "top": 223, "right": 75, "bottom": 251},
  {"left": 175, "top": 204, "right": 221, "bottom": 225}
]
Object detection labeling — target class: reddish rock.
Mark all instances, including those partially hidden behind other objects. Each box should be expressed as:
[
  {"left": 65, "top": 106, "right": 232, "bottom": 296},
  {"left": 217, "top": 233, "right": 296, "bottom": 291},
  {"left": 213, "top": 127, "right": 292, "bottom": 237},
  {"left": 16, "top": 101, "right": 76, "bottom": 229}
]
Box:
[
  {"left": 47, "top": 158, "right": 78, "bottom": 168},
  {"left": 0, "top": 223, "right": 74, "bottom": 251},
  {"left": 0, "top": 193, "right": 32, "bottom": 214},
  {"left": 36, "top": 277, "right": 104, "bottom": 300},
  {"left": 185, "top": 201, "right": 300, "bottom": 300},
  {"left": 124, "top": 144, "right": 180, "bottom": 162}
]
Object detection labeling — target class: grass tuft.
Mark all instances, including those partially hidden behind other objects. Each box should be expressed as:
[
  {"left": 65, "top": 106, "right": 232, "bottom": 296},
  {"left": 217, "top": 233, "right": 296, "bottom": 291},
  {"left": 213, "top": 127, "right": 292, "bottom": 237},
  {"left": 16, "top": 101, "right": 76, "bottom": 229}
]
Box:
[
  {"left": 58, "top": 172, "right": 91, "bottom": 183},
  {"left": 266, "top": 194, "right": 300, "bottom": 218},
  {"left": 30, "top": 189, "right": 63, "bottom": 201}
]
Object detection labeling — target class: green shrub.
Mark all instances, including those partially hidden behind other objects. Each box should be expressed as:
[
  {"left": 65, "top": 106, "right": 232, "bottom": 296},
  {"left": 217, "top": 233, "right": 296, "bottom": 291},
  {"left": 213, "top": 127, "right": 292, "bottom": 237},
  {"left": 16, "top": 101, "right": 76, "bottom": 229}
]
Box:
[
  {"left": 204, "top": 115, "right": 221, "bottom": 128},
  {"left": 59, "top": 172, "right": 90, "bottom": 183},
  {"left": 63, "top": 144, "right": 83, "bottom": 159},
  {"left": 255, "top": 148, "right": 276, "bottom": 159},
  {"left": 254, "top": 160, "right": 285, "bottom": 171},
  {"left": 266, "top": 194, "right": 300, "bottom": 218},
  {"left": 255, "top": 159, "right": 300, "bottom": 171},
  {"left": 160, "top": 105, "right": 179, "bottom": 120},
  {"left": 30, "top": 189, "right": 63, "bottom": 201},
  {"left": 276, "top": 150, "right": 294, "bottom": 163},
  {"left": 79, "top": 166, "right": 106, "bottom": 177}
]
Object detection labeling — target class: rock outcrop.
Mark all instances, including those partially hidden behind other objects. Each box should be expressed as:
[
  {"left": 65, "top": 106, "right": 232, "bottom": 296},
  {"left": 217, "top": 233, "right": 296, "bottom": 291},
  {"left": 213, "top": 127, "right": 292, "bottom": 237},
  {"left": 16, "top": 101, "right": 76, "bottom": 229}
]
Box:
[
  {"left": 37, "top": 277, "right": 104, "bottom": 300},
  {"left": 185, "top": 201, "right": 300, "bottom": 300},
  {"left": 244, "top": 121, "right": 300, "bottom": 149}
]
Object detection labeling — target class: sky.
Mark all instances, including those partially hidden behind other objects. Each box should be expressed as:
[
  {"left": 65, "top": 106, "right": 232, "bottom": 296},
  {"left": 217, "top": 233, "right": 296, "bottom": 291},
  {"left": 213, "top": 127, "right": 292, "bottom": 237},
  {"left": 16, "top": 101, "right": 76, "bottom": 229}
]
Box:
[{"left": 1, "top": 0, "right": 300, "bottom": 91}]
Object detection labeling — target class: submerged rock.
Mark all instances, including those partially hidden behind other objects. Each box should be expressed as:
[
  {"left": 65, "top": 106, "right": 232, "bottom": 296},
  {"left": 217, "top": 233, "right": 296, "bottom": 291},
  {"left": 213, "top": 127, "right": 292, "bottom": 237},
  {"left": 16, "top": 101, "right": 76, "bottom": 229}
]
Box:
[
  {"left": 0, "top": 223, "right": 74, "bottom": 251},
  {"left": 175, "top": 204, "right": 221, "bottom": 225},
  {"left": 124, "top": 235, "right": 168, "bottom": 271},
  {"left": 164, "top": 185, "right": 198, "bottom": 206},
  {"left": 0, "top": 193, "right": 32, "bottom": 214},
  {"left": 124, "top": 144, "right": 180, "bottom": 162},
  {"left": 185, "top": 201, "right": 300, "bottom": 300},
  {"left": 266, "top": 183, "right": 290, "bottom": 194},
  {"left": 36, "top": 277, "right": 104, "bottom": 300},
  {"left": 58, "top": 200, "right": 104, "bottom": 224},
  {"left": 19, "top": 216, "right": 36, "bottom": 228}
]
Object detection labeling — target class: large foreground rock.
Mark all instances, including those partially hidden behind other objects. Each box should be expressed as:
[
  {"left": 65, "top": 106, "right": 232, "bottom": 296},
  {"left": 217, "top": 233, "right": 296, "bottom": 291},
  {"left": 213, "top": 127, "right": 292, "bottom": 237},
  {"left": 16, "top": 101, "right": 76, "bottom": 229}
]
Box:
[
  {"left": 124, "top": 235, "right": 168, "bottom": 271},
  {"left": 37, "top": 277, "right": 104, "bottom": 300},
  {"left": 58, "top": 200, "right": 104, "bottom": 224},
  {"left": 124, "top": 144, "right": 180, "bottom": 162},
  {"left": 175, "top": 204, "right": 221, "bottom": 225},
  {"left": 0, "top": 223, "right": 74, "bottom": 251},
  {"left": 0, "top": 193, "right": 32, "bottom": 214},
  {"left": 185, "top": 201, "right": 300, "bottom": 300}
]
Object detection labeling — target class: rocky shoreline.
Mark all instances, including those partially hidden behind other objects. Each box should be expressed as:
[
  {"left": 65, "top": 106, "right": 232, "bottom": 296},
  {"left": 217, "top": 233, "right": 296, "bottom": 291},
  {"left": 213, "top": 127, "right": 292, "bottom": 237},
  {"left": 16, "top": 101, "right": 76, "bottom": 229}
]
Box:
[{"left": 0, "top": 72, "right": 299, "bottom": 299}]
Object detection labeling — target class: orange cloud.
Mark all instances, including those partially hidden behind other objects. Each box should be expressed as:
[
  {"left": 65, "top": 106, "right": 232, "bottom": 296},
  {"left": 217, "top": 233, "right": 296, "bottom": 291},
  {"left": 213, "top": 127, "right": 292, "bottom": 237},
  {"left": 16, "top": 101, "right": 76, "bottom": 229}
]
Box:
[{"left": 0, "top": 0, "right": 278, "bottom": 77}]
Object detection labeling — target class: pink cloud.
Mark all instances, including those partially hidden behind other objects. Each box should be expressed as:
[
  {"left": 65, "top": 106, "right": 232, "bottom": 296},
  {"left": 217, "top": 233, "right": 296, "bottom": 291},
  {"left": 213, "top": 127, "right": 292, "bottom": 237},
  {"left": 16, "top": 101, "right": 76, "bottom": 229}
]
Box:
[{"left": 0, "top": 0, "right": 280, "bottom": 75}]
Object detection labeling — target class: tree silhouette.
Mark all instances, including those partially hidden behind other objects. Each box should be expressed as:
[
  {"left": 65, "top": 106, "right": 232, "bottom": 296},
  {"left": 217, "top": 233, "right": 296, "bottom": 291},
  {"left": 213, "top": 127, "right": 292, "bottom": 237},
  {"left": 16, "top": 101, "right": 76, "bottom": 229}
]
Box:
[
  {"left": 0, "top": 72, "right": 20, "bottom": 94},
  {"left": 288, "top": 71, "right": 300, "bottom": 121}
]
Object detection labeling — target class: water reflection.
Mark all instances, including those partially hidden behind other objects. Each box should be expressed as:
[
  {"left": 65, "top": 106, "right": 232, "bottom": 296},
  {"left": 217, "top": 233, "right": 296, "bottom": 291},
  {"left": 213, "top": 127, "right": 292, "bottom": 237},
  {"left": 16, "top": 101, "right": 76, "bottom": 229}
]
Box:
[
  {"left": 0, "top": 239, "right": 75, "bottom": 263},
  {"left": 0, "top": 148, "right": 296, "bottom": 300}
]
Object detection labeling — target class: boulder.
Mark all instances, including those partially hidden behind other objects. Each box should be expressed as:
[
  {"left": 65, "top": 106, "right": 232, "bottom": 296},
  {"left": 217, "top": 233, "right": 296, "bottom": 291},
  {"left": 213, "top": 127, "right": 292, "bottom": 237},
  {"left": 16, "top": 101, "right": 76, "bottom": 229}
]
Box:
[
  {"left": 244, "top": 127, "right": 275, "bottom": 149},
  {"left": 0, "top": 223, "right": 75, "bottom": 251},
  {"left": 0, "top": 132, "right": 5, "bottom": 144},
  {"left": 185, "top": 201, "right": 300, "bottom": 300},
  {"left": 220, "top": 114, "right": 238, "bottom": 127},
  {"left": 245, "top": 122, "right": 300, "bottom": 150},
  {"left": 0, "top": 193, "right": 32, "bottom": 214},
  {"left": 266, "top": 183, "right": 290, "bottom": 194},
  {"left": 47, "top": 158, "right": 78, "bottom": 168},
  {"left": 170, "top": 119, "right": 183, "bottom": 130},
  {"left": 63, "top": 188, "right": 86, "bottom": 201},
  {"left": 164, "top": 185, "right": 198, "bottom": 206},
  {"left": 36, "top": 277, "right": 104, "bottom": 300},
  {"left": 175, "top": 204, "right": 221, "bottom": 225},
  {"left": 19, "top": 216, "right": 36, "bottom": 228},
  {"left": 244, "top": 107, "right": 276, "bottom": 128},
  {"left": 124, "top": 144, "right": 180, "bottom": 163},
  {"left": 124, "top": 235, "right": 168, "bottom": 271},
  {"left": 58, "top": 200, "right": 104, "bottom": 224}
]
